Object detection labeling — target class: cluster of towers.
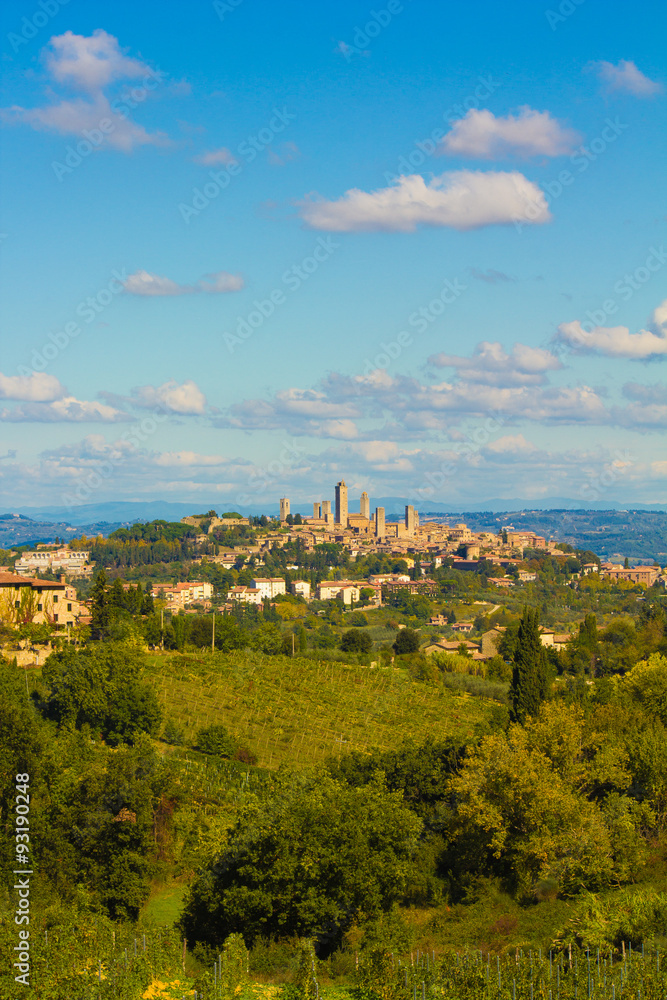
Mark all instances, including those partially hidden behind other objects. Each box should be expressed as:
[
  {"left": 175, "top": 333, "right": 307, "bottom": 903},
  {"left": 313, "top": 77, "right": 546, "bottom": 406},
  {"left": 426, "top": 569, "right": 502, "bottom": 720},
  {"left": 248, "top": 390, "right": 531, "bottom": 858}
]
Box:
[{"left": 280, "top": 480, "right": 418, "bottom": 539}]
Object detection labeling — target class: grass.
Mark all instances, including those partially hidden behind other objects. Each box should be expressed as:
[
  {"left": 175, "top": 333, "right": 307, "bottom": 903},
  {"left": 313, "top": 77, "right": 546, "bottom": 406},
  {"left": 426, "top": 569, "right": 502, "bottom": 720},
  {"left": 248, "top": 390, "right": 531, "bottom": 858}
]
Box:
[
  {"left": 141, "top": 880, "right": 189, "bottom": 927},
  {"left": 142, "top": 649, "right": 493, "bottom": 771}
]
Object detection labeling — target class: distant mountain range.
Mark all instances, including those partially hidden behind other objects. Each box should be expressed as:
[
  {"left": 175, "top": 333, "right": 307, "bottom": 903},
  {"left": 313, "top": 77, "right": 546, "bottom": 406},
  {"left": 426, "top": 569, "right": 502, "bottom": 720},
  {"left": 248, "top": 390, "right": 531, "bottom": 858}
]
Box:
[
  {"left": 3, "top": 497, "right": 667, "bottom": 527},
  {"left": 1, "top": 500, "right": 665, "bottom": 560}
]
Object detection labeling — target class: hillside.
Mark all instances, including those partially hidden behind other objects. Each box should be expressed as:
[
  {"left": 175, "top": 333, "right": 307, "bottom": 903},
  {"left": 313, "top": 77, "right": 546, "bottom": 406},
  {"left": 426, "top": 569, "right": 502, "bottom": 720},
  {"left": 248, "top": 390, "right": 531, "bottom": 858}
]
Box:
[{"left": 142, "top": 650, "right": 493, "bottom": 771}]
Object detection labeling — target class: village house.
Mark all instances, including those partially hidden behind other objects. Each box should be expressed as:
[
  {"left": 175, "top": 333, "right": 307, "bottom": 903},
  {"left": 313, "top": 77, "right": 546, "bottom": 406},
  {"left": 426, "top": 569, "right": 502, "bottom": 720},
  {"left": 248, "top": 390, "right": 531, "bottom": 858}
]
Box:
[
  {"left": 317, "top": 581, "right": 361, "bottom": 604},
  {"left": 151, "top": 581, "right": 213, "bottom": 608},
  {"left": 251, "top": 577, "right": 286, "bottom": 600},
  {"left": 227, "top": 585, "right": 263, "bottom": 605},
  {"left": 0, "top": 571, "right": 83, "bottom": 626},
  {"left": 600, "top": 563, "right": 661, "bottom": 586}
]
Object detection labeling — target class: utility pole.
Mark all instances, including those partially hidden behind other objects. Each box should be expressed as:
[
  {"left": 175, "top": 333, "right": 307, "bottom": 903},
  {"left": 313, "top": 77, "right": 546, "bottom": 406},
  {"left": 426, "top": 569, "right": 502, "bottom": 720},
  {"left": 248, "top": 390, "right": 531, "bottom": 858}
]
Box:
[
  {"left": 292, "top": 632, "right": 295, "bottom": 657},
  {"left": 212, "top": 611, "right": 215, "bottom": 653},
  {"left": 160, "top": 608, "right": 164, "bottom": 650}
]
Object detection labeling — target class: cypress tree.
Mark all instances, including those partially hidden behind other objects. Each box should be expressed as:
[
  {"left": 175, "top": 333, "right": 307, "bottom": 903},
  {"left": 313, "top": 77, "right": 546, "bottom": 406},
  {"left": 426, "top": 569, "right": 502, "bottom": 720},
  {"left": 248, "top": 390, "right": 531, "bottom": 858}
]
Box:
[
  {"left": 90, "top": 568, "right": 110, "bottom": 640},
  {"left": 509, "top": 606, "right": 548, "bottom": 724}
]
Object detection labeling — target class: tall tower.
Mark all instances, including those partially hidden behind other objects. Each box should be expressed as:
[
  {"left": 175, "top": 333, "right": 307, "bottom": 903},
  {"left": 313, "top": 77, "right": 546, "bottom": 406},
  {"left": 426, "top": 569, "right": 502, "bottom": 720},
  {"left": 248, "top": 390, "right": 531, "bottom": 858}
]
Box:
[
  {"left": 360, "top": 491, "right": 370, "bottom": 519},
  {"left": 313, "top": 502, "right": 321, "bottom": 519},
  {"left": 375, "top": 506, "right": 385, "bottom": 538},
  {"left": 321, "top": 500, "right": 331, "bottom": 516},
  {"left": 335, "top": 480, "right": 348, "bottom": 526},
  {"left": 405, "top": 505, "right": 416, "bottom": 535},
  {"left": 279, "top": 498, "right": 290, "bottom": 522}
]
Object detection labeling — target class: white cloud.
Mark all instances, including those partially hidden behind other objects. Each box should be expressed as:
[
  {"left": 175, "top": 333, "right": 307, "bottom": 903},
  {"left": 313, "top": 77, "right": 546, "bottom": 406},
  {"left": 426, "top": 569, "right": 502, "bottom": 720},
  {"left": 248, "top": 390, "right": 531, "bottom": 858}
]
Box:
[
  {"left": 485, "top": 433, "right": 537, "bottom": 455},
  {"left": 130, "top": 379, "right": 207, "bottom": 415},
  {"left": 298, "top": 170, "right": 551, "bottom": 232},
  {"left": 193, "top": 148, "right": 237, "bottom": 166},
  {"left": 592, "top": 59, "right": 663, "bottom": 97},
  {"left": 46, "top": 29, "right": 152, "bottom": 92},
  {"left": 153, "top": 451, "right": 227, "bottom": 467},
  {"left": 2, "top": 94, "right": 167, "bottom": 153},
  {"left": 123, "top": 270, "right": 187, "bottom": 296},
  {"left": 555, "top": 300, "right": 667, "bottom": 358},
  {"left": 439, "top": 107, "right": 581, "bottom": 159},
  {"left": 123, "top": 269, "right": 244, "bottom": 296},
  {"left": 0, "top": 371, "right": 66, "bottom": 402},
  {"left": 429, "top": 341, "right": 562, "bottom": 386},
  {"left": 1, "top": 30, "right": 169, "bottom": 152},
  {"left": 0, "top": 397, "right": 128, "bottom": 422}
]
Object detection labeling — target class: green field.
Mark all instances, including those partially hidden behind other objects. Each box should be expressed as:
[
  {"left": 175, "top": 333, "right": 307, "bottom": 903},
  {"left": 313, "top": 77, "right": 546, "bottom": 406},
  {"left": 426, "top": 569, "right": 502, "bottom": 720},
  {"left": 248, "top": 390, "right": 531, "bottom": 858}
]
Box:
[{"left": 142, "top": 650, "right": 491, "bottom": 771}]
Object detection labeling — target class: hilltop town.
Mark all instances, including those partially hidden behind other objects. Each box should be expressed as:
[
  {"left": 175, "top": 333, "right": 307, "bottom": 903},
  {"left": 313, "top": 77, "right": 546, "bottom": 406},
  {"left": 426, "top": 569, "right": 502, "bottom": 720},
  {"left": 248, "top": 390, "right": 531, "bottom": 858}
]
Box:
[{"left": 1, "top": 480, "right": 663, "bottom": 670}]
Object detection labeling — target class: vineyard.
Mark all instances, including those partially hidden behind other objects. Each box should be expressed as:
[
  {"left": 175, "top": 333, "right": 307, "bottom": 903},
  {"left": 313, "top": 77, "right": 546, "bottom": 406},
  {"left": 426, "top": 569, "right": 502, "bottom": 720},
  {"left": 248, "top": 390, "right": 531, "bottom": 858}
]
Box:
[
  {"left": 1, "top": 923, "right": 665, "bottom": 1000},
  {"left": 142, "top": 650, "right": 491, "bottom": 771}
]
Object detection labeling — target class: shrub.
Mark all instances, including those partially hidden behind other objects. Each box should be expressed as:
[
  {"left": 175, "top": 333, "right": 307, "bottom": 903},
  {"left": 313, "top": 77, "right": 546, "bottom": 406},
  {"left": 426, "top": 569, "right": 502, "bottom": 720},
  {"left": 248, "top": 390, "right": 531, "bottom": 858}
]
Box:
[
  {"left": 196, "top": 723, "right": 236, "bottom": 757},
  {"left": 340, "top": 629, "right": 373, "bottom": 653}
]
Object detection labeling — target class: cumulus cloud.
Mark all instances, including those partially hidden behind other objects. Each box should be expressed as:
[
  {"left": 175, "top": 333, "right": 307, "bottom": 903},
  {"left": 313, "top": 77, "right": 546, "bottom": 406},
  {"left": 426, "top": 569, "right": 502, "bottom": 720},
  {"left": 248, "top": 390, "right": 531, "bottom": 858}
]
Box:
[
  {"left": 592, "top": 59, "right": 663, "bottom": 97},
  {"left": 0, "top": 397, "right": 128, "bottom": 423},
  {"left": 298, "top": 170, "right": 551, "bottom": 232},
  {"left": 193, "top": 148, "right": 237, "bottom": 166},
  {"left": 1, "top": 30, "right": 169, "bottom": 152},
  {"left": 129, "top": 379, "right": 208, "bottom": 415},
  {"left": 484, "top": 433, "right": 538, "bottom": 455},
  {"left": 153, "top": 451, "right": 227, "bottom": 467},
  {"left": 439, "top": 107, "right": 581, "bottom": 159},
  {"left": 555, "top": 299, "right": 667, "bottom": 358},
  {"left": 46, "top": 29, "right": 152, "bottom": 91},
  {"left": 123, "top": 269, "right": 244, "bottom": 296},
  {"left": 428, "top": 341, "right": 562, "bottom": 386},
  {"left": 0, "top": 371, "right": 66, "bottom": 402}
]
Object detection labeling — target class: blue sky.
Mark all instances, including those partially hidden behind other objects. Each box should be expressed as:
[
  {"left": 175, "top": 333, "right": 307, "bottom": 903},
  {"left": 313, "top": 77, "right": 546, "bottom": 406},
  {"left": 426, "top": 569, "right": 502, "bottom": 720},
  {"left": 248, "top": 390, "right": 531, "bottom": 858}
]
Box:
[{"left": 0, "top": 0, "right": 666, "bottom": 511}]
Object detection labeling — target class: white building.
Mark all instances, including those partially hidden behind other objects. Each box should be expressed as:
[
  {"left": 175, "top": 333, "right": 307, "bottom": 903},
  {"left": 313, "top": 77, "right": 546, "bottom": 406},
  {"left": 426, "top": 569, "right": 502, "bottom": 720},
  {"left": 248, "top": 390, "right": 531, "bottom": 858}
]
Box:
[
  {"left": 152, "top": 581, "right": 213, "bottom": 608},
  {"left": 251, "top": 577, "right": 286, "bottom": 599},
  {"left": 291, "top": 580, "right": 311, "bottom": 600},
  {"left": 318, "top": 580, "right": 360, "bottom": 604},
  {"left": 15, "top": 547, "right": 92, "bottom": 578},
  {"left": 228, "top": 585, "right": 263, "bottom": 605}
]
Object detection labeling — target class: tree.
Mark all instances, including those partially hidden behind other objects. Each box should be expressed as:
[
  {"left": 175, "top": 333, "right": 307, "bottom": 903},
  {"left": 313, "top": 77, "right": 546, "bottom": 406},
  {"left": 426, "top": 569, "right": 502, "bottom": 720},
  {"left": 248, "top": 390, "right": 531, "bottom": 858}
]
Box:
[
  {"left": 90, "top": 569, "right": 110, "bottom": 640},
  {"left": 509, "top": 607, "right": 549, "bottom": 724},
  {"left": 349, "top": 610, "right": 369, "bottom": 627},
  {"left": 179, "top": 774, "right": 422, "bottom": 953},
  {"left": 196, "top": 723, "right": 236, "bottom": 757},
  {"left": 340, "top": 629, "right": 372, "bottom": 654},
  {"left": 41, "top": 642, "right": 162, "bottom": 745},
  {"left": 450, "top": 716, "right": 625, "bottom": 898},
  {"left": 393, "top": 628, "right": 420, "bottom": 655}
]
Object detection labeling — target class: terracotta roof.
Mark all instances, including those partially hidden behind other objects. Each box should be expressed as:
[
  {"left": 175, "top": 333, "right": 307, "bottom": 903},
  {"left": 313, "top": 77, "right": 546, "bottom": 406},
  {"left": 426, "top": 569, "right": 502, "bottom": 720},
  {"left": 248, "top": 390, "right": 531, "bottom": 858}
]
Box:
[{"left": 0, "top": 572, "right": 66, "bottom": 589}]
